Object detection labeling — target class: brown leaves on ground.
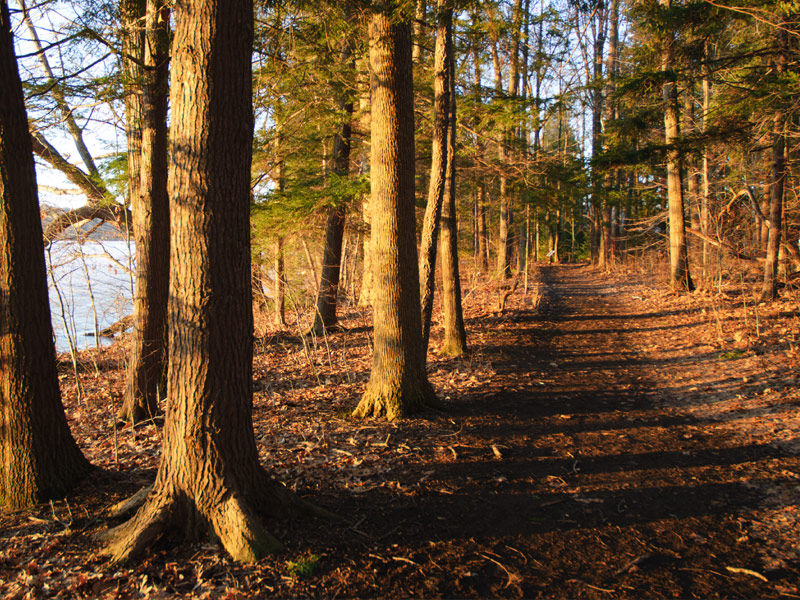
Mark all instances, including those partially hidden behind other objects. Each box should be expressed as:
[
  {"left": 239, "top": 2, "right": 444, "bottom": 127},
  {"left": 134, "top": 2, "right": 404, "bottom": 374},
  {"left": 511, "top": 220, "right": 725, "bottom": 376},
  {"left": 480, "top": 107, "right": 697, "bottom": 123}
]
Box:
[{"left": 1, "top": 262, "right": 800, "bottom": 598}]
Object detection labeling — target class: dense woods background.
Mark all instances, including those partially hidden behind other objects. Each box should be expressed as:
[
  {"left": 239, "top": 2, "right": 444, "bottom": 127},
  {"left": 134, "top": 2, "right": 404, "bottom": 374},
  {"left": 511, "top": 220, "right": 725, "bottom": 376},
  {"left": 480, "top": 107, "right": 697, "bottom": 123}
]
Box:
[{"left": 11, "top": 0, "right": 799, "bottom": 304}]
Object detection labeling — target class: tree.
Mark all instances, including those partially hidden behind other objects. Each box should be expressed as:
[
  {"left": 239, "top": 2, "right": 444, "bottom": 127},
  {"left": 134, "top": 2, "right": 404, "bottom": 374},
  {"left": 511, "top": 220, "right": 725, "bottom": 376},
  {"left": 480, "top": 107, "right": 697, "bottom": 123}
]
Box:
[
  {"left": 119, "top": 0, "right": 171, "bottom": 424},
  {"left": 104, "top": 0, "right": 296, "bottom": 562},
  {"left": 17, "top": 0, "right": 127, "bottom": 242},
  {"left": 0, "top": 0, "right": 90, "bottom": 509},
  {"left": 419, "top": 0, "right": 452, "bottom": 352},
  {"left": 352, "top": 0, "right": 438, "bottom": 420},
  {"left": 311, "top": 20, "right": 355, "bottom": 336},
  {"left": 759, "top": 16, "right": 788, "bottom": 301},
  {"left": 439, "top": 32, "right": 467, "bottom": 357},
  {"left": 660, "top": 0, "right": 693, "bottom": 291}
]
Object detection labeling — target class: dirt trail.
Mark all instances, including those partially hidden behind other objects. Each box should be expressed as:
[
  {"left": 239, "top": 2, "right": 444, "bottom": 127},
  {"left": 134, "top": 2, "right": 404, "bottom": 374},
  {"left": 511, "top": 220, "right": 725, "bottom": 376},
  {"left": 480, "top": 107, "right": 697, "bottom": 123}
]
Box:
[
  {"left": 322, "top": 263, "right": 800, "bottom": 598},
  {"left": 2, "top": 263, "right": 799, "bottom": 599}
]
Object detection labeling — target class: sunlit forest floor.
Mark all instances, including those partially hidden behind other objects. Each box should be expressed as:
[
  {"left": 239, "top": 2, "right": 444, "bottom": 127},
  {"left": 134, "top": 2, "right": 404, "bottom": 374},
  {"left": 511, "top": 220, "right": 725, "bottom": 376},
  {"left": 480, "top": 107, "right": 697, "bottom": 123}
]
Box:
[{"left": 2, "top": 262, "right": 800, "bottom": 598}]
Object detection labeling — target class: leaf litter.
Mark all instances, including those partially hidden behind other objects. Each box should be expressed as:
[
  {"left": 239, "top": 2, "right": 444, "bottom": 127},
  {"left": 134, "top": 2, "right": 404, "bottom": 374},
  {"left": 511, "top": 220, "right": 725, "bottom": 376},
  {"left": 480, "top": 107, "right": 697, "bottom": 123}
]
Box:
[{"left": 1, "top": 263, "right": 799, "bottom": 597}]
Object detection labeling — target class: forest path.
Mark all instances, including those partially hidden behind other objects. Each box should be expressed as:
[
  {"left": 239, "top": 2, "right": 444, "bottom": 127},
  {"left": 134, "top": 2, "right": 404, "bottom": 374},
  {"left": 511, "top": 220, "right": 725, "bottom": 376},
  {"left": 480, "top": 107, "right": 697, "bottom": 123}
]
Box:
[
  {"left": 331, "top": 263, "right": 800, "bottom": 598},
  {"left": 4, "top": 264, "right": 798, "bottom": 599}
]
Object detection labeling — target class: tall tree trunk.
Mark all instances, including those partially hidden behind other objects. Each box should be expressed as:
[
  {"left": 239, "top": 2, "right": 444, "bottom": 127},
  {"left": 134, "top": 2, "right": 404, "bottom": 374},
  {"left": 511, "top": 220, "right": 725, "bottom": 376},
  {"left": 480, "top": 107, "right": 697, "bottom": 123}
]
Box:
[
  {"left": 119, "top": 0, "right": 171, "bottom": 425},
  {"left": 357, "top": 80, "right": 375, "bottom": 309},
  {"left": 471, "top": 15, "right": 489, "bottom": 273},
  {"left": 121, "top": 0, "right": 144, "bottom": 216},
  {"left": 701, "top": 48, "right": 711, "bottom": 285},
  {"left": 684, "top": 87, "right": 700, "bottom": 235},
  {"left": 439, "top": 50, "right": 467, "bottom": 357},
  {"left": 492, "top": 36, "right": 512, "bottom": 279},
  {"left": 592, "top": 0, "right": 608, "bottom": 269},
  {"left": 104, "top": 0, "right": 297, "bottom": 563},
  {"left": 478, "top": 184, "right": 489, "bottom": 271},
  {"left": 0, "top": 0, "right": 90, "bottom": 509},
  {"left": 352, "top": 1, "right": 438, "bottom": 420},
  {"left": 419, "top": 0, "right": 451, "bottom": 352},
  {"left": 312, "top": 31, "right": 355, "bottom": 335},
  {"left": 760, "top": 22, "right": 788, "bottom": 301},
  {"left": 496, "top": 0, "right": 523, "bottom": 279},
  {"left": 661, "top": 0, "right": 693, "bottom": 291},
  {"left": 602, "top": 0, "right": 619, "bottom": 268},
  {"left": 412, "top": 0, "right": 427, "bottom": 64},
  {"left": 274, "top": 237, "right": 286, "bottom": 327},
  {"left": 312, "top": 206, "right": 346, "bottom": 333}
]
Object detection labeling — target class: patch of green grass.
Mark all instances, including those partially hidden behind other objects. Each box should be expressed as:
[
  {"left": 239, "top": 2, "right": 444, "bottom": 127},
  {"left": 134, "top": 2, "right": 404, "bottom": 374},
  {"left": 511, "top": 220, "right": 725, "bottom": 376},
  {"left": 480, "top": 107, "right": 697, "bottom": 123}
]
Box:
[
  {"left": 286, "top": 553, "right": 320, "bottom": 579},
  {"left": 719, "top": 349, "right": 746, "bottom": 361}
]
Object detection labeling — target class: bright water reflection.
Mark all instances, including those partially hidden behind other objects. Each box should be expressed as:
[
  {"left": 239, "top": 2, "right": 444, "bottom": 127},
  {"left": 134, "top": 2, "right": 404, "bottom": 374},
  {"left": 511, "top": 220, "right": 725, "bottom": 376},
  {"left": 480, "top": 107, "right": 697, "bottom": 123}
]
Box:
[{"left": 46, "top": 240, "right": 134, "bottom": 354}]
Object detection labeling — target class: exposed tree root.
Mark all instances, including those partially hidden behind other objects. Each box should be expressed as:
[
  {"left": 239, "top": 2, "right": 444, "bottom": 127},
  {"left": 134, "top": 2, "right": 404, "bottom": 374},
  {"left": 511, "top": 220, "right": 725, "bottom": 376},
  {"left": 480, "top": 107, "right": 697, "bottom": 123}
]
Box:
[
  {"left": 352, "top": 380, "right": 440, "bottom": 420},
  {"left": 439, "top": 340, "right": 467, "bottom": 358},
  {"left": 108, "top": 485, "right": 153, "bottom": 519},
  {"left": 101, "top": 493, "right": 174, "bottom": 564},
  {"left": 208, "top": 495, "right": 282, "bottom": 562},
  {"left": 114, "top": 400, "right": 162, "bottom": 429},
  {"left": 102, "top": 471, "right": 331, "bottom": 564}
]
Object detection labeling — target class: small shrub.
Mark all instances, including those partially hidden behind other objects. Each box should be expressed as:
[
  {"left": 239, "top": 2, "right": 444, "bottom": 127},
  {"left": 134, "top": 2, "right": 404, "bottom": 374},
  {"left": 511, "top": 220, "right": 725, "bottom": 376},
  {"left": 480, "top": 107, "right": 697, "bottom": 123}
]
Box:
[
  {"left": 286, "top": 553, "right": 320, "bottom": 579},
  {"left": 718, "top": 349, "right": 745, "bottom": 361}
]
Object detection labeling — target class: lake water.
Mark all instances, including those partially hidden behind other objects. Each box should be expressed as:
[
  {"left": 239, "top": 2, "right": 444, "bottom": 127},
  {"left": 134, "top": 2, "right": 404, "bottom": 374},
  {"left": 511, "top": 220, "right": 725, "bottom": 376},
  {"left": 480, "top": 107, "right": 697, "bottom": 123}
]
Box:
[{"left": 46, "top": 240, "right": 134, "bottom": 354}]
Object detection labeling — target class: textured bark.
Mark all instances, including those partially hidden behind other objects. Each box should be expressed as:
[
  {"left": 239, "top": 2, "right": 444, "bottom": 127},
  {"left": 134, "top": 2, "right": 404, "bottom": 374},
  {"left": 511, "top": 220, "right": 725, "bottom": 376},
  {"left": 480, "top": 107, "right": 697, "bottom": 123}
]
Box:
[
  {"left": 352, "top": 1, "right": 438, "bottom": 420},
  {"left": 419, "top": 0, "right": 451, "bottom": 353},
  {"left": 274, "top": 237, "right": 286, "bottom": 327},
  {"left": 0, "top": 0, "right": 90, "bottom": 509},
  {"left": 312, "top": 33, "right": 354, "bottom": 335},
  {"left": 105, "top": 0, "right": 295, "bottom": 563},
  {"left": 312, "top": 206, "right": 346, "bottom": 334},
  {"left": 121, "top": 0, "right": 144, "bottom": 215},
  {"left": 357, "top": 81, "right": 375, "bottom": 309},
  {"left": 661, "top": 0, "right": 693, "bottom": 292},
  {"left": 496, "top": 0, "right": 522, "bottom": 279},
  {"left": 471, "top": 25, "right": 489, "bottom": 273},
  {"left": 701, "top": 51, "right": 711, "bottom": 284},
  {"left": 439, "top": 51, "right": 467, "bottom": 357},
  {"left": 119, "top": 0, "right": 170, "bottom": 425},
  {"left": 412, "top": 0, "right": 426, "bottom": 64},
  {"left": 760, "top": 23, "right": 787, "bottom": 302},
  {"left": 591, "top": 1, "right": 607, "bottom": 268},
  {"left": 272, "top": 150, "right": 286, "bottom": 327},
  {"left": 477, "top": 184, "right": 489, "bottom": 271}
]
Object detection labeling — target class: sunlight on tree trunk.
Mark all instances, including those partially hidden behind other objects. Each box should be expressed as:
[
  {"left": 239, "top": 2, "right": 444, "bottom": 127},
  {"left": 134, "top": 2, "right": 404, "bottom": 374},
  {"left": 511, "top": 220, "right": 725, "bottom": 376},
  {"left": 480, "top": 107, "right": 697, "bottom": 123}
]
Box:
[
  {"left": 0, "top": 0, "right": 90, "bottom": 508},
  {"left": 119, "top": 0, "right": 170, "bottom": 425},
  {"left": 419, "top": 0, "right": 451, "bottom": 353},
  {"left": 352, "top": 0, "right": 438, "bottom": 420},
  {"left": 104, "top": 0, "right": 300, "bottom": 563}
]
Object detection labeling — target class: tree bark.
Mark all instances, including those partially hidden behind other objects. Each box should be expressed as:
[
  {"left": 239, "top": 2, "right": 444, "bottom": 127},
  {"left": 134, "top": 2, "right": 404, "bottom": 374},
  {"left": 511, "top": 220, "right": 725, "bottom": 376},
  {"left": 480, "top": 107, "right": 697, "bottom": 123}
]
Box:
[
  {"left": 352, "top": 1, "right": 438, "bottom": 420},
  {"left": 419, "top": 0, "right": 451, "bottom": 352},
  {"left": 274, "top": 237, "right": 286, "bottom": 328},
  {"left": 477, "top": 184, "right": 489, "bottom": 271},
  {"left": 701, "top": 45, "right": 711, "bottom": 285},
  {"left": 661, "top": 0, "right": 693, "bottom": 291},
  {"left": 471, "top": 15, "right": 489, "bottom": 273},
  {"left": 312, "top": 30, "right": 354, "bottom": 336},
  {"left": 591, "top": 0, "right": 608, "bottom": 269},
  {"left": 119, "top": 0, "right": 171, "bottom": 425},
  {"left": 412, "top": 0, "right": 427, "bottom": 64},
  {"left": 494, "top": 0, "right": 523, "bottom": 279},
  {"left": 0, "top": 0, "right": 90, "bottom": 509},
  {"left": 121, "top": 0, "right": 144, "bottom": 215},
  {"left": 439, "top": 46, "right": 467, "bottom": 357},
  {"left": 760, "top": 21, "right": 787, "bottom": 301},
  {"left": 104, "top": 0, "right": 296, "bottom": 563}
]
